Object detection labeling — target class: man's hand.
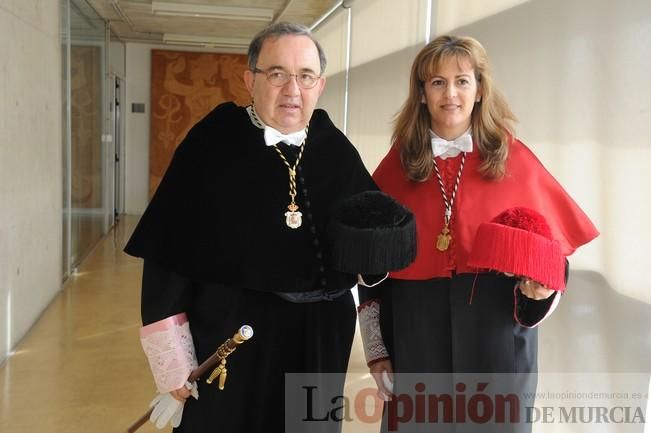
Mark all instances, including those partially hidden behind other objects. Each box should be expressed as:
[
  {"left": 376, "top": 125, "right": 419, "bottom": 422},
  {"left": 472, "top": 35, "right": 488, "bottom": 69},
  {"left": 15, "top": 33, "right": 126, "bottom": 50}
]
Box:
[{"left": 149, "top": 381, "right": 198, "bottom": 429}]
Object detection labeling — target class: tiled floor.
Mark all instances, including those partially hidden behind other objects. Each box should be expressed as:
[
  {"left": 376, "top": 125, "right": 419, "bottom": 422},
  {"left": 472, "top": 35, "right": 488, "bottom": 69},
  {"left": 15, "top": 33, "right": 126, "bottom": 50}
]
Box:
[{"left": 0, "top": 216, "right": 380, "bottom": 433}]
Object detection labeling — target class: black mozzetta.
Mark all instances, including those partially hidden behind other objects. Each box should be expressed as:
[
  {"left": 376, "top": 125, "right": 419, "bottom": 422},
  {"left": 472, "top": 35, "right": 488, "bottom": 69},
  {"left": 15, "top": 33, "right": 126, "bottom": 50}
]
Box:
[{"left": 125, "top": 102, "right": 376, "bottom": 293}]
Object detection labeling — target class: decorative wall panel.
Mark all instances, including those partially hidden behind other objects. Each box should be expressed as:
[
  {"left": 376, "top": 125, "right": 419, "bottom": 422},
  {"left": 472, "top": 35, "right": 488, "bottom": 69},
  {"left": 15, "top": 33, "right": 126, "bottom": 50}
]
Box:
[{"left": 150, "top": 50, "right": 250, "bottom": 196}]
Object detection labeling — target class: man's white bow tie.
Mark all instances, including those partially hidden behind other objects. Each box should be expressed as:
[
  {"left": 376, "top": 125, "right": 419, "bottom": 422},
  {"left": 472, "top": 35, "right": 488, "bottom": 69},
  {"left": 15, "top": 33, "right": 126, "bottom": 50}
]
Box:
[
  {"left": 264, "top": 126, "right": 306, "bottom": 147},
  {"left": 430, "top": 130, "right": 473, "bottom": 159}
]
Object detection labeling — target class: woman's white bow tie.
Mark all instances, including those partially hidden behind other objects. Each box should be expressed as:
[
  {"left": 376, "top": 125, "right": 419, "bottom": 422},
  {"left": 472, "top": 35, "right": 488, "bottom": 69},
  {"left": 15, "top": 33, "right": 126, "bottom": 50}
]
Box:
[
  {"left": 431, "top": 132, "right": 473, "bottom": 159},
  {"left": 264, "top": 126, "right": 306, "bottom": 147}
]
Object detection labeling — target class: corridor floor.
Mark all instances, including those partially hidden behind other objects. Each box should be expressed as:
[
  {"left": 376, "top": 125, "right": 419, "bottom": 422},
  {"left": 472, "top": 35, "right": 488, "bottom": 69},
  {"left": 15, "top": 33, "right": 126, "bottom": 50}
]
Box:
[{"left": 0, "top": 216, "right": 379, "bottom": 433}]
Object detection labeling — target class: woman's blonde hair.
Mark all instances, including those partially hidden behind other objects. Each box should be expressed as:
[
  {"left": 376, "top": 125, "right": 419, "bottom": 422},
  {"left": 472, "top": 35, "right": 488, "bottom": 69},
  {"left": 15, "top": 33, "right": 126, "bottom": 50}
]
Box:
[{"left": 393, "top": 35, "right": 516, "bottom": 181}]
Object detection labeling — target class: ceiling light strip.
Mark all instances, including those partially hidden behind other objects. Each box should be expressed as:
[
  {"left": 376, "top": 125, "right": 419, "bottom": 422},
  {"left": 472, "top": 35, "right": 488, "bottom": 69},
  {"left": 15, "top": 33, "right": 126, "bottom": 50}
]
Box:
[
  {"left": 162, "top": 33, "right": 250, "bottom": 48},
  {"left": 152, "top": 1, "right": 273, "bottom": 22}
]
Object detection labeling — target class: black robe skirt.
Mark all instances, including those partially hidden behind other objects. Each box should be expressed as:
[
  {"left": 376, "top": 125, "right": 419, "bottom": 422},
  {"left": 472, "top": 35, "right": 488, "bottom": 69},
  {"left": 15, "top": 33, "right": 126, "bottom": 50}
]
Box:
[
  {"left": 363, "top": 273, "right": 545, "bottom": 433},
  {"left": 142, "top": 261, "right": 356, "bottom": 433}
]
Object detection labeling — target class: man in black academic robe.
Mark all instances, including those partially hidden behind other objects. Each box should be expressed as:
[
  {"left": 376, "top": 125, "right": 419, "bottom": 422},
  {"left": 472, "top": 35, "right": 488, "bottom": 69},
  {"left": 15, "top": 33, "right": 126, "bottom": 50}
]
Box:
[{"left": 125, "top": 23, "right": 375, "bottom": 433}]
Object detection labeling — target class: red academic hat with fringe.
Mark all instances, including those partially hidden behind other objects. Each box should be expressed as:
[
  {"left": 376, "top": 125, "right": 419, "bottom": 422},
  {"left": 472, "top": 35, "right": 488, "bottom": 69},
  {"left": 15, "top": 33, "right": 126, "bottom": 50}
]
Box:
[{"left": 467, "top": 207, "right": 566, "bottom": 290}]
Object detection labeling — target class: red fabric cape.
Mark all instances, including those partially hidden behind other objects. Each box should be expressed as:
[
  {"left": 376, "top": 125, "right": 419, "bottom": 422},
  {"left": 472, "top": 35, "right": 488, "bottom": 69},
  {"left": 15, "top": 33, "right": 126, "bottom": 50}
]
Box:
[{"left": 373, "top": 138, "right": 599, "bottom": 280}]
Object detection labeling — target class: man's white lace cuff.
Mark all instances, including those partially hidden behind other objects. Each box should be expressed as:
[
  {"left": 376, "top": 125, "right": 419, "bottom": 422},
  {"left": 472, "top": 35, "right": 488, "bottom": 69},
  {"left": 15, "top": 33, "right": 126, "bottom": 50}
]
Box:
[{"left": 140, "top": 312, "right": 198, "bottom": 393}]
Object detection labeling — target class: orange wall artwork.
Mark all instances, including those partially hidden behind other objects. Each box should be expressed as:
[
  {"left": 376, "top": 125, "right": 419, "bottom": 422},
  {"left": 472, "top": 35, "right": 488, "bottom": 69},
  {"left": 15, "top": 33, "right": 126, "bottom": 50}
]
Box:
[{"left": 149, "top": 50, "right": 251, "bottom": 197}]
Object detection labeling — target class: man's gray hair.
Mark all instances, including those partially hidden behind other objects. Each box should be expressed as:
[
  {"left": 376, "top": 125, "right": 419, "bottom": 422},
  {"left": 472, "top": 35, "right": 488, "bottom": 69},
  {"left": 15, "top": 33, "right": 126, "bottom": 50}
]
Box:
[{"left": 247, "top": 22, "right": 327, "bottom": 74}]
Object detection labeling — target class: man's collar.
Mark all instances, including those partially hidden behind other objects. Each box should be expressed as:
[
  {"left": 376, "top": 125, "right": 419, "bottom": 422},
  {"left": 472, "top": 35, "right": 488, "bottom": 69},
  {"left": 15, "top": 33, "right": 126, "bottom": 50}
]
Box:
[{"left": 246, "top": 105, "right": 307, "bottom": 147}]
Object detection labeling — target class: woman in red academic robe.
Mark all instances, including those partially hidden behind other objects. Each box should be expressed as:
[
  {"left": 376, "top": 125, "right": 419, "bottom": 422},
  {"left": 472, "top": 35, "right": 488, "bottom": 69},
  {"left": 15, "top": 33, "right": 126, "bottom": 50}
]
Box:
[{"left": 357, "top": 35, "right": 599, "bottom": 433}]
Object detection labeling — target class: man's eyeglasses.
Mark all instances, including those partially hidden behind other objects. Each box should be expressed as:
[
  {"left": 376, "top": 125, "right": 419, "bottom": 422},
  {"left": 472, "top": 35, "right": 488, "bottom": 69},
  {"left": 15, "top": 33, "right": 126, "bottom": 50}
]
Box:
[{"left": 252, "top": 68, "right": 321, "bottom": 89}]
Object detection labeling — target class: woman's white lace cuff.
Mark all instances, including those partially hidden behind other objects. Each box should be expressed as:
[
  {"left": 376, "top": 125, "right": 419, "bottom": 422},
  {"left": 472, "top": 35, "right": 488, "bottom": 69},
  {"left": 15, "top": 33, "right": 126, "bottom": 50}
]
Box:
[{"left": 358, "top": 300, "right": 389, "bottom": 364}]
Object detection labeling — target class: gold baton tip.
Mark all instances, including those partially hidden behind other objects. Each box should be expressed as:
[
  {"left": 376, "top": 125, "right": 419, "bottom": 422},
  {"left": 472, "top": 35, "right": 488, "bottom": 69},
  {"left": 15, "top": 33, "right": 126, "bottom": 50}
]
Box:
[{"left": 238, "top": 325, "right": 253, "bottom": 340}]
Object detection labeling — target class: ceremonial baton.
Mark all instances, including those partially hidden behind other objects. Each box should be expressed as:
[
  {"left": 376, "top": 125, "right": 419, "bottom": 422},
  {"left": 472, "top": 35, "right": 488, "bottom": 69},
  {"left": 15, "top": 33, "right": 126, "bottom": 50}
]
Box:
[{"left": 126, "top": 325, "right": 254, "bottom": 433}]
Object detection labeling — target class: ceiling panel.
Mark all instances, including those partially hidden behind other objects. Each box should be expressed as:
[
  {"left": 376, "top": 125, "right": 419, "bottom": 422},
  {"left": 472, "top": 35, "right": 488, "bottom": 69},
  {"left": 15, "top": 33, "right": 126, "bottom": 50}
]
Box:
[{"left": 83, "top": 0, "right": 342, "bottom": 48}]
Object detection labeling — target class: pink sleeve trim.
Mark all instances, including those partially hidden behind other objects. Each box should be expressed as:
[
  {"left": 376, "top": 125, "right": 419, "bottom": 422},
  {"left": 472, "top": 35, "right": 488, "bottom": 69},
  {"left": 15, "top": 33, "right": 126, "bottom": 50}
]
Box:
[{"left": 140, "top": 312, "right": 188, "bottom": 337}]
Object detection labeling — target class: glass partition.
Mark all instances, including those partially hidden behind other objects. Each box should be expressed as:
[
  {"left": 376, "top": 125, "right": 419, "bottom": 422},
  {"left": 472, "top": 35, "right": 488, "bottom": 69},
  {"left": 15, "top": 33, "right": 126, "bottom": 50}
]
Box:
[
  {"left": 62, "top": 0, "right": 71, "bottom": 278},
  {"left": 62, "top": 0, "right": 113, "bottom": 278}
]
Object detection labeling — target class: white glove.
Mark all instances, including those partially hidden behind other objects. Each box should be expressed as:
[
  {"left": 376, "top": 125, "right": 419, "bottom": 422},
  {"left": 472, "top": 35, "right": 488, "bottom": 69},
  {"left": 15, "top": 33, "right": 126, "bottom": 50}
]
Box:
[{"left": 149, "top": 381, "right": 199, "bottom": 429}]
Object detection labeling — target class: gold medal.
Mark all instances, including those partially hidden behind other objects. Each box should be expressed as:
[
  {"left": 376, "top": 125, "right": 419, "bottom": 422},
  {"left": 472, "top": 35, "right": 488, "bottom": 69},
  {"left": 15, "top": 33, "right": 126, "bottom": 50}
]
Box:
[
  {"left": 285, "top": 203, "right": 303, "bottom": 229},
  {"left": 436, "top": 225, "right": 451, "bottom": 251}
]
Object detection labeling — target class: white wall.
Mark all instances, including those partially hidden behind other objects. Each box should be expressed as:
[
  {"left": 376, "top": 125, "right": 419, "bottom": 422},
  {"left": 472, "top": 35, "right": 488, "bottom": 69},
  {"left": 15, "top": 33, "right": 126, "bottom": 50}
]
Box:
[
  {"left": 314, "top": 7, "right": 348, "bottom": 130},
  {"left": 0, "top": 1, "right": 63, "bottom": 362},
  {"left": 124, "top": 43, "right": 151, "bottom": 215},
  {"left": 316, "top": 0, "right": 433, "bottom": 171},
  {"left": 110, "top": 40, "right": 125, "bottom": 78}
]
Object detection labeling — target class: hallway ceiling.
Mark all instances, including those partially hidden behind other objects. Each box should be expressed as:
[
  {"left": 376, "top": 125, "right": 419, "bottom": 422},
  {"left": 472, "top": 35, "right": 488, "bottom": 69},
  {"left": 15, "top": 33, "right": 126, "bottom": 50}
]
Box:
[{"left": 84, "top": 0, "right": 341, "bottom": 49}]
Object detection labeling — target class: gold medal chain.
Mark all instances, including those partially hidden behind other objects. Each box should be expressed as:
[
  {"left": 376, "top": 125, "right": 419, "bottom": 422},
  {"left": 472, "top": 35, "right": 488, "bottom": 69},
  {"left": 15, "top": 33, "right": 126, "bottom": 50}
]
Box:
[
  {"left": 271, "top": 125, "right": 308, "bottom": 213},
  {"left": 432, "top": 153, "right": 466, "bottom": 251}
]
